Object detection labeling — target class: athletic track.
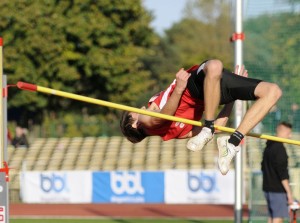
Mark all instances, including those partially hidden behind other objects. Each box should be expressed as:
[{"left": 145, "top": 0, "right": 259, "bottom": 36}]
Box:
[{"left": 10, "top": 204, "right": 249, "bottom": 219}]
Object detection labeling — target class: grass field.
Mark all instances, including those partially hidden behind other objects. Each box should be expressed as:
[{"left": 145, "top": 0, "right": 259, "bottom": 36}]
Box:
[{"left": 10, "top": 219, "right": 248, "bottom": 223}]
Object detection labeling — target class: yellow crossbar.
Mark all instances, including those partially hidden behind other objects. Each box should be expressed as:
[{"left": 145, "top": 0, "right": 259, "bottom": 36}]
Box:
[{"left": 16, "top": 81, "right": 300, "bottom": 146}]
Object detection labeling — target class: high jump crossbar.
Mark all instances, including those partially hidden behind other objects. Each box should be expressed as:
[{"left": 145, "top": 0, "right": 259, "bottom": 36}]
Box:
[{"left": 16, "top": 81, "right": 300, "bottom": 146}]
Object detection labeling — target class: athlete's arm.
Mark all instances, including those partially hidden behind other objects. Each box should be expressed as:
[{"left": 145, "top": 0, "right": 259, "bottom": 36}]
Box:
[
  {"left": 214, "top": 102, "right": 234, "bottom": 130},
  {"left": 138, "top": 69, "right": 190, "bottom": 128}
]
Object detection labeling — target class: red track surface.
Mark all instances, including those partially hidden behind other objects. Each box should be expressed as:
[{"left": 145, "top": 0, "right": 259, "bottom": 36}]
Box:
[{"left": 10, "top": 204, "right": 249, "bottom": 219}]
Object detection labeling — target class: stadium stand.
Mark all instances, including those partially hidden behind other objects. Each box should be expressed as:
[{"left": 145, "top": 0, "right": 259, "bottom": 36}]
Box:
[{"left": 7, "top": 134, "right": 300, "bottom": 203}]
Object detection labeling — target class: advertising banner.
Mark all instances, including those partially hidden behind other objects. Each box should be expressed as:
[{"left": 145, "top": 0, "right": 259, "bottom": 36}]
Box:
[
  {"left": 20, "top": 169, "right": 241, "bottom": 204},
  {"left": 20, "top": 171, "right": 92, "bottom": 203},
  {"left": 92, "top": 171, "right": 164, "bottom": 203},
  {"left": 165, "top": 169, "right": 236, "bottom": 204}
]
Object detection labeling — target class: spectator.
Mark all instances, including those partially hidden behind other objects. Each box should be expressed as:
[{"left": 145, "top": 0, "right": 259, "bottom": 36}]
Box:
[
  {"left": 11, "top": 126, "right": 29, "bottom": 148},
  {"left": 261, "top": 122, "right": 294, "bottom": 223}
]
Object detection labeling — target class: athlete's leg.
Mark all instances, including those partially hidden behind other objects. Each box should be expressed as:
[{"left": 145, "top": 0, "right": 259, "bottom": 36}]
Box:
[
  {"left": 236, "top": 82, "right": 282, "bottom": 135},
  {"left": 218, "top": 81, "right": 282, "bottom": 175},
  {"left": 186, "top": 59, "right": 223, "bottom": 152},
  {"left": 203, "top": 59, "right": 223, "bottom": 122}
]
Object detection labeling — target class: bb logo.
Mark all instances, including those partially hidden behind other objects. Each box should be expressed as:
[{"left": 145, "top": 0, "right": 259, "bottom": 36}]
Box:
[
  {"left": 188, "top": 172, "right": 218, "bottom": 193},
  {"left": 111, "top": 172, "right": 144, "bottom": 195},
  {"left": 40, "top": 173, "right": 67, "bottom": 193}
]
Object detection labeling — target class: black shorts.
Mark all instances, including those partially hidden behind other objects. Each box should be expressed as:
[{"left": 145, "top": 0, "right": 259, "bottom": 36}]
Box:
[{"left": 187, "top": 62, "right": 262, "bottom": 105}]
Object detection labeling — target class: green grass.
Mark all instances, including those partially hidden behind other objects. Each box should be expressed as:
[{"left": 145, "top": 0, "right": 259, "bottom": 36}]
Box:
[{"left": 10, "top": 219, "right": 246, "bottom": 223}]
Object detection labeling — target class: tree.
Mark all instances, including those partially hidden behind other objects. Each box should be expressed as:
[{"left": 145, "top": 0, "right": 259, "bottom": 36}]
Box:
[
  {"left": 245, "top": 12, "right": 300, "bottom": 105},
  {"left": 147, "top": 0, "right": 234, "bottom": 86},
  {"left": 244, "top": 15, "right": 276, "bottom": 80},
  {"left": 182, "top": 0, "right": 233, "bottom": 68},
  {"left": 0, "top": 0, "right": 158, "bottom": 127},
  {"left": 267, "top": 12, "right": 300, "bottom": 124},
  {"left": 244, "top": 11, "right": 300, "bottom": 132}
]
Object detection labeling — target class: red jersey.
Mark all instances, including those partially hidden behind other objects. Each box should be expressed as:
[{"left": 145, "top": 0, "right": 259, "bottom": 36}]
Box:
[{"left": 146, "top": 78, "right": 204, "bottom": 141}]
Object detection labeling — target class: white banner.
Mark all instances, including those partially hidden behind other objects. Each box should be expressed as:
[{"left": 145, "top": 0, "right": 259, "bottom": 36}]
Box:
[
  {"left": 20, "top": 171, "right": 92, "bottom": 203},
  {"left": 165, "top": 169, "right": 236, "bottom": 204}
]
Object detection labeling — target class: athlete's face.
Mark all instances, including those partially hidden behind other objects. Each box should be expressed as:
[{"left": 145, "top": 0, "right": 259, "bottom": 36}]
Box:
[
  {"left": 130, "top": 112, "right": 139, "bottom": 129},
  {"left": 130, "top": 107, "right": 146, "bottom": 129}
]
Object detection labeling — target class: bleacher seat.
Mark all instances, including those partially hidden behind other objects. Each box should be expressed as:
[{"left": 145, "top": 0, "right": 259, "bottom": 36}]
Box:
[
  {"left": 88, "top": 137, "right": 108, "bottom": 170},
  {"left": 7, "top": 133, "right": 300, "bottom": 198}
]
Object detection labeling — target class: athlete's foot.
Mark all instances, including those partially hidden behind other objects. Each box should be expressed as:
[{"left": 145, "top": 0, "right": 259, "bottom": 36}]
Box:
[
  {"left": 186, "top": 127, "right": 214, "bottom": 152},
  {"left": 217, "top": 136, "right": 239, "bottom": 175}
]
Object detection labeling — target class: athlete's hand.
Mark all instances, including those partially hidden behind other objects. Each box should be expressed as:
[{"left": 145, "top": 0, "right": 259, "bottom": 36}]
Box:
[
  {"left": 175, "top": 68, "right": 191, "bottom": 94},
  {"left": 234, "top": 65, "right": 248, "bottom": 77}
]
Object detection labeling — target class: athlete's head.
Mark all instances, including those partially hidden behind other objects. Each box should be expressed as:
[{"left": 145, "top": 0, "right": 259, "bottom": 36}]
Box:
[{"left": 120, "top": 111, "right": 147, "bottom": 143}]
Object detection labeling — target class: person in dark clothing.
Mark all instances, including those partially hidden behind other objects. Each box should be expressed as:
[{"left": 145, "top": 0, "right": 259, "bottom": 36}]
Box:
[
  {"left": 11, "top": 126, "right": 29, "bottom": 148},
  {"left": 261, "top": 122, "right": 293, "bottom": 223}
]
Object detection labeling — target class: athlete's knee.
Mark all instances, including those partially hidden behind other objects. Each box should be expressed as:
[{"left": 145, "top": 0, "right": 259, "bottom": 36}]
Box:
[
  {"left": 255, "top": 82, "right": 282, "bottom": 102},
  {"left": 204, "top": 59, "right": 223, "bottom": 79},
  {"left": 270, "top": 83, "right": 282, "bottom": 101},
  {"left": 267, "top": 83, "right": 282, "bottom": 102}
]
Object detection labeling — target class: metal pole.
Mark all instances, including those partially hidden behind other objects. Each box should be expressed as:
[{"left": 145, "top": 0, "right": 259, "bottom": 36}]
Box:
[
  {"left": 0, "top": 38, "right": 4, "bottom": 167},
  {"left": 0, "top": 37, "right": 9, "bottom": 223},
  {"left": 234, "top": 1, "right": 244, "bottom": 223},
  {"left": 2, "top": 75, "right": 9, "bottom": 223}
]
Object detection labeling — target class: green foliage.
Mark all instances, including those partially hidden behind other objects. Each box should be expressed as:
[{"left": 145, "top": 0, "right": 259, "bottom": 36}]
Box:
[
  {"left": 137, "top": 0, "right": 236, "bottom": 128},
  {"left": 0, "top": 0, "right": 158, "bottom": 130},
  {"left": 244, "top": 15, "right": 275, "bottom": 80},
  {"left": 5, "top": 0, "right": 287, "bottom": 137},
  {"left": 268, "top": 13, "right": 300, "bottom": 100},
  {"left": 143, "top": 0, "right": 234, "bottom": 91},
  {"left": 181, "top": 0, "right": 234, "bottom": 68},
  {"left": 245, "top": 12, "right": 300, "bottom": 104},
  {"left": 244, "top": 12, "right": 300, "bottom": 132}
]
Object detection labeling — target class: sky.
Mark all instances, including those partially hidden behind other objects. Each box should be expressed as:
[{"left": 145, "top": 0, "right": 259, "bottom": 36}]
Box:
[
  {"left": 142, "top": 0, "right": 300, "bottom": 34},
  {"left": 143, "top": 0, "right": 186, "bottom": 34}
]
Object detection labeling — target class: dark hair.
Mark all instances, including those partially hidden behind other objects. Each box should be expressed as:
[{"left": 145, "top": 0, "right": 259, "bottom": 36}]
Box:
[
  {"left": 120, "top": 111, "right": 148, "bottom": 143},
  {"left": 278, "top": 121, "right": 292, "bottom": 129}
]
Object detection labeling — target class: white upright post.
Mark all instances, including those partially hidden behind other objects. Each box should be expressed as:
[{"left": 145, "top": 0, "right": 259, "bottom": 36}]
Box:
[{"left": 234, "top": 1, "right": 244, "bottom": 223}]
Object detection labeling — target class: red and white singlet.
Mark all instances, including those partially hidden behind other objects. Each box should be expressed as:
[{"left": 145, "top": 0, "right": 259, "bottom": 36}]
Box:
[{"left": 146, "top": 80, "right": 204, "bottom": 141}]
